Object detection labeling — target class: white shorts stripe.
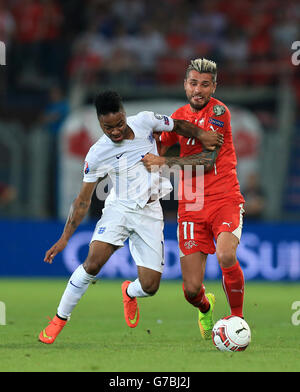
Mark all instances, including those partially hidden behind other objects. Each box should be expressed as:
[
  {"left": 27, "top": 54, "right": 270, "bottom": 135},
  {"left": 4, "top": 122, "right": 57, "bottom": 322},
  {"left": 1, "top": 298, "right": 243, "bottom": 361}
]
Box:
[{"left": 231, "top": 203, "right": 245, "bottom": 242}]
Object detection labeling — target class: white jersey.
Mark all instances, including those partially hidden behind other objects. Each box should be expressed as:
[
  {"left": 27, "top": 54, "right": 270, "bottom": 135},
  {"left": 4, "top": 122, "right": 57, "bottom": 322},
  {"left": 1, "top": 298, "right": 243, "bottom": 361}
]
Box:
[{"left": 83, "top": 111, "right": 174, "bottom": 208}]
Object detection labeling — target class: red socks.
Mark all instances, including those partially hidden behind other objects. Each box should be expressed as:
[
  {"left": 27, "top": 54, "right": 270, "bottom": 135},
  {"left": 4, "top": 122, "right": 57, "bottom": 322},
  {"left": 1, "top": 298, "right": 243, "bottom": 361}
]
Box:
[
  {"left": 221, "top": 261, "right": 244, "bottom": 318},
  {"left": 182, "top": 283, "right": 210, "bottom": 313},
  {"left": 182, "top": 261, "right": 244, "bottom": 317}
]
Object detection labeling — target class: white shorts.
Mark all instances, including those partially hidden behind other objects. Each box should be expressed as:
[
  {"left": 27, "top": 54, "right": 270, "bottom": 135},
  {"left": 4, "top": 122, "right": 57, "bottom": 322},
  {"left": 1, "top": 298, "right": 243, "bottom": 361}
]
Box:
[{"left": 90, "top": 200, "right": 165, "bottom": 273}]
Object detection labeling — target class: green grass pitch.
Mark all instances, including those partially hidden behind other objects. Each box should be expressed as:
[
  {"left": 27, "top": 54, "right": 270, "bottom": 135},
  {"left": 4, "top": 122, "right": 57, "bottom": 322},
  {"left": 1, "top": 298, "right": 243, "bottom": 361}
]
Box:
[{"left": 0, "top": 279, "right": 300, "bottom": 372}]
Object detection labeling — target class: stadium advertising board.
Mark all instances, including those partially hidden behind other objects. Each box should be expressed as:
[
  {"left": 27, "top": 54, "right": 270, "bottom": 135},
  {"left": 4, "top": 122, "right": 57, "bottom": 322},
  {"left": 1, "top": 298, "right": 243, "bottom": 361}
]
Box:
[{"left": 1, "top": 220, "right": 299, "bottom": 281}]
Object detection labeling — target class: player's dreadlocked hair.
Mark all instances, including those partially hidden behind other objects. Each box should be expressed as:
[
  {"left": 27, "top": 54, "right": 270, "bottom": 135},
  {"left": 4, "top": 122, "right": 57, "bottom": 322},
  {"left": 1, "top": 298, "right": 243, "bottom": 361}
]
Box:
[
  {"left": 185, "top": 58, "right": 217, "bottom": 83},
  {"left": 95, "top": 90, "right": 124, "bottom": 116}
]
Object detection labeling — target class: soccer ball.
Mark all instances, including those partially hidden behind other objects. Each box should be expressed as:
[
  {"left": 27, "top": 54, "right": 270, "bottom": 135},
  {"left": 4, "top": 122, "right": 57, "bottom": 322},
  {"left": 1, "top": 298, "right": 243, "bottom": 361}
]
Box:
[{"left": 212, "top": 316, "right": 251, "bottom": 352}]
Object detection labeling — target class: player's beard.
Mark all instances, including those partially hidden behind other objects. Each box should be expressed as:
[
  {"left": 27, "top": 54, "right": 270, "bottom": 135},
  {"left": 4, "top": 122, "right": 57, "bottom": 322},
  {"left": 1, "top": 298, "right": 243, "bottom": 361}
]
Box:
[{"left": 188, "top": 95, "right": 210, "bottom": 111}]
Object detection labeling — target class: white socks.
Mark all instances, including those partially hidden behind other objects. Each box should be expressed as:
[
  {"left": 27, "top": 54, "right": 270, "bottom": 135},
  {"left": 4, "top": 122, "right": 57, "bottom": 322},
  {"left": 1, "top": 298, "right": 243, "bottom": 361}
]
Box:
[
  {"left": 126, "top": 278, "right": 149, "bottom": 298},
  {"left": 56, "top": 266, "right": 150, "bottom": 320},
  {"left": 57, "top": 264, "right": 95, "bottom": 319}
]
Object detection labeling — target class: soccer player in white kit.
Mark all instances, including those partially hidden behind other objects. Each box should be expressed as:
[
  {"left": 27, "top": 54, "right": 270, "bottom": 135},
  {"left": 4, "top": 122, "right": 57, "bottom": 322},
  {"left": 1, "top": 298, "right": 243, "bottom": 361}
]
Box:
[{"left": 38, "top": 91, "right": 223, "bottom": 344}]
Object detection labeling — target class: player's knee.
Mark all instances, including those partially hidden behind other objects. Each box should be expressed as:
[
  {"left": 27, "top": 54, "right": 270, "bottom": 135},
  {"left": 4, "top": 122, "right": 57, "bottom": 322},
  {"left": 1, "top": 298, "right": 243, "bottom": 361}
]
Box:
[
  {"left": 83, "top": 256, "right": 101, "bottom": 276},
  {"left": 216, "top": 249, "right": 236, "bottom": 268},
  {"left": 183, "top": 283, "right": 202, "bottom": 300},
  {"left": 141, "top": 280, "right": 160, "bottom": 296},
  {"left": 83, "top": 242, "right": 116, "bottom": 275}
]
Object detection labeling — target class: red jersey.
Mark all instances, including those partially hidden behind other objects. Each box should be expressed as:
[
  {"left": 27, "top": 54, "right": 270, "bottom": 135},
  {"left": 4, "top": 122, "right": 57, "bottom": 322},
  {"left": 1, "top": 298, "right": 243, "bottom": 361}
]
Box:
[{"left": 161, "top": 97, "right": 244, "bottom": 221}]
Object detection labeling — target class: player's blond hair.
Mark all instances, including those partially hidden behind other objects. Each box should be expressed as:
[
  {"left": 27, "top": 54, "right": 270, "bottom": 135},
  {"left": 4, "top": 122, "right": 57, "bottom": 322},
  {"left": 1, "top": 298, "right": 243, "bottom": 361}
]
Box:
[{"left": 185, "top": 58, "right": 217, "bottom": 83}]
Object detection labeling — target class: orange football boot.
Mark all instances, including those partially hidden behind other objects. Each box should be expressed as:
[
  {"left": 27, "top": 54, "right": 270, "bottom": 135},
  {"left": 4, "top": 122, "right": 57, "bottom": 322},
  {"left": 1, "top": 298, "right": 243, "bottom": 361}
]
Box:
[
  {"left": 121, "top": 281, "right": 140, "bottom": 328},
  {"left": 39, "top": 315, "right": 67, "bottom": 344}
]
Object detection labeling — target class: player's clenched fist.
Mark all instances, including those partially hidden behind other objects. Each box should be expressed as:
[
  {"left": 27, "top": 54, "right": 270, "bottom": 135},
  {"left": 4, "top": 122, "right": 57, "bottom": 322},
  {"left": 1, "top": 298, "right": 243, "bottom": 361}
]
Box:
[
  {"left": 142, "top": 154, "right": 165, "bottom": 172},
  {"left": 201, "top": 130, "right": 223, "bottom": 151}
]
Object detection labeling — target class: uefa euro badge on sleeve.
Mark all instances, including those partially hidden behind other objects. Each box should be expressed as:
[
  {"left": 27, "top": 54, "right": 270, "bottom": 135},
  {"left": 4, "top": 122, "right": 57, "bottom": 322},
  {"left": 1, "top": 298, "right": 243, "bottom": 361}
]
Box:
[
  {"left": 154, "top": 113, "right": 170, "bottom": 126},
  {"left": 213, "top": 105, "right": 225, "bottom": 116}
]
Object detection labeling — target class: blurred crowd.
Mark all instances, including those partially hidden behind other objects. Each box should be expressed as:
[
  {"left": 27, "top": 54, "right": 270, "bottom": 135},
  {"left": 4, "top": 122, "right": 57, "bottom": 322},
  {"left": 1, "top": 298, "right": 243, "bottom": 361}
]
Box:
[
  {"left": 1, "top": 0, "right": 299, "bottom": 93},
  {"left": 1, "top": 0, "right": 300, "bottom": 220}
]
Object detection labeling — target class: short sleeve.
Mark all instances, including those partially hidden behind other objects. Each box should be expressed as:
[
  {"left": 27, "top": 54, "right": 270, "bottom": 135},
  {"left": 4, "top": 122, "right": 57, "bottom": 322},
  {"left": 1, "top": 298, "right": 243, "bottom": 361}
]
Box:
[
  {"left": 83, "top": 151, "right": 108, "bottom": 183},
  {"left": 136, "top": 111, "right": 174, "bottom": 132}
]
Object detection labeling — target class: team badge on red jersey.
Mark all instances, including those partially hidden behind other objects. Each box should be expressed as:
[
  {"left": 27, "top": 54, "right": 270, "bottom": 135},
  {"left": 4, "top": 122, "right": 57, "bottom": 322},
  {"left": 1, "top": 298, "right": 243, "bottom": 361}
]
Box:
[
  {"left": 213, "top": 105, "right": 226, "bottom": 116},
  {"left": 184, "top": 240, "right": 198, "bottom": 250}
]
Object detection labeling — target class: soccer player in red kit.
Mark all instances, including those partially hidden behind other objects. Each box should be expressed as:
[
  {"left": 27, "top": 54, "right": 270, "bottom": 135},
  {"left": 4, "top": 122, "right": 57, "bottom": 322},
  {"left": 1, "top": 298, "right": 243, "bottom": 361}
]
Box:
[{"left": 142, "top": 58, "right": 245, "bottom": 339}]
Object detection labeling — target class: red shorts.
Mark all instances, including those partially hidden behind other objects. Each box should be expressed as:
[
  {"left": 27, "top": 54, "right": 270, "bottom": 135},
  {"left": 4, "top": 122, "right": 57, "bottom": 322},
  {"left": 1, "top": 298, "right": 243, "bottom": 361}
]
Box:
[{"left": 178, "top": 199, "right": 245, "bottom": 256}]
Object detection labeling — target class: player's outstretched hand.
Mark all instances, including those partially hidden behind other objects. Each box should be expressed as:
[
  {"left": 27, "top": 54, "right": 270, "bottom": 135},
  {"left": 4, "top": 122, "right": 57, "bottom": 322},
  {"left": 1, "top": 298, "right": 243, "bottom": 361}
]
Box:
[
  {"left": 201, "top": 131, "right": 223, "bottom": 151},
  {"left": 44, "top": 238, "right": 68, "bottom": 264}
]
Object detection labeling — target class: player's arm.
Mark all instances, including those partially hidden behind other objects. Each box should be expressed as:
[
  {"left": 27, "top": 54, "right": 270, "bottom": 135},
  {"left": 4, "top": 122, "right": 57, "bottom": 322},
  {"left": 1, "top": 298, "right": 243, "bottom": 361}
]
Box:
[
  {"left": 159, "top": 144, "right": 170, "bottom": 156},
  {"left": 142, "top": 147, "right": 220, "bottom": 173},
  {"left": 62, "top": 181, "right": 97, "bottom": 241},
  {"left": 44, "top": 181, "right": 98, "bottom": 264},
  {"left": 165, "top": 147, "right": 220, "bottom": 172},
  {"left": 153, "top": 132, "right": 170, "bottom": 156},
  {"left": 173, "top": 119, "right": 223, "bottom": 150},
  {"left": 149, "top": 112, "right": 223, "bottom": 151}
]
